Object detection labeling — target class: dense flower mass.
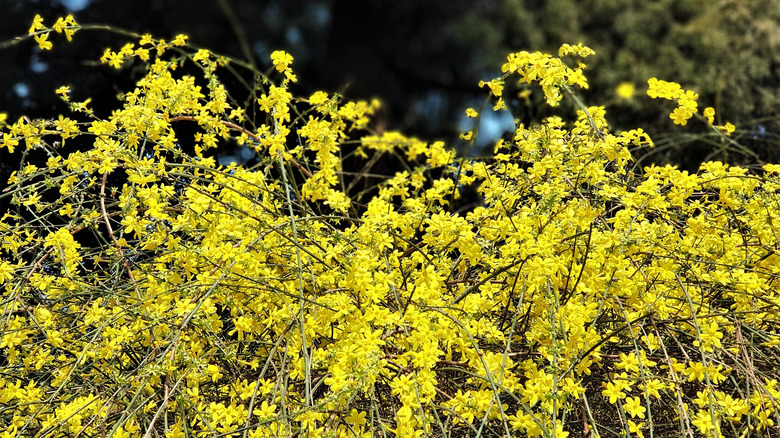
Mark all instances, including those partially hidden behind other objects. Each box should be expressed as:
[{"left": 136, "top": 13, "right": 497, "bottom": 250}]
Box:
[{"left": 1, "top": 14, "right": 779, "bottom": 438}]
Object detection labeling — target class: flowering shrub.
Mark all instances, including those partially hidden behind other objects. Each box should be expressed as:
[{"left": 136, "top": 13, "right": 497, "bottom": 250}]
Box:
[{"left": 1, "top": 15, "right": 779, "bottom": 438}]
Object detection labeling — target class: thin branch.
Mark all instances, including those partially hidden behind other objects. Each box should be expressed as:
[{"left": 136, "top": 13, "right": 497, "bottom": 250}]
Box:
[
  {"left": 216, "top": 0, "right": 257, "bottom": 71},
  {"left": 168, "top": 116, "right": 313, "bottom": 178},
  {"left": 100, "top": 172, "right": 137, "bottom": 285}
]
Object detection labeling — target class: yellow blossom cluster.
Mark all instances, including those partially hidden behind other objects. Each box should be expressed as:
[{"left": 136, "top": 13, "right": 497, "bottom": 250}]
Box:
[
  {"left": 270, "top": 50, "right": 297, "bottom": 82},
  {"left": 647, "top": 77, "right": 698, "bottom": 125},
  {"left": 27, "top": 13, "right": 78, "bottom": 50},
  {"left": 500, "top": 43, "right": 593, "bottom": 106},
  {"left": 1, "top": 17, "right": 779, "bottom": 438},
  {"left": 647, "top": 78, "right": 737, "bottom": 135}
]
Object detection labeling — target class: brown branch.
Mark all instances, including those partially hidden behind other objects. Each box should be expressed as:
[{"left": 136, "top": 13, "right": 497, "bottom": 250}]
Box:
[
  {"left": 26, "top": 247, "right": 56, "bottom": 281},
  {"left": 1, "top": 306, "right": 34, "bottom": 316}
]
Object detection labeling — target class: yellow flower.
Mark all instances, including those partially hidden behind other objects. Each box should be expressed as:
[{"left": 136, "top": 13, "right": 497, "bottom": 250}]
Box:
[
  {"left": 670, "top": 106, "right": 693, "bottom": 125},
  {"left": 59, "top": 203, "right": 75, "bottom": 217},
  {"left": 139, "top": 34, "right": 154, "bottom": 45},
  {"left": 628, "top": 420, "right": 645, "bottom": 438},
  {"left": 602, "top": 381, "right": 626, "bottom": 404},
  {"left": 34, "top": 34, "right": 53, "bottom": 50},
  {"left": 647, "top": 77, "right": 683, "bottom": 100},
  {"left": 134, "top": 47, "right": 150, "bottom": 61},
  {"left": 345, "top": 408, "right": 367, "bottom": 426},
  {"left": 639, "top": 379, "right": 666, "bottom": 399},
  {"left": 756, "top": 410, "right": 775, "bottom": 429},
  {"left": 55, "top": 85, "right": 70, "bottom": 98},
  {"left": 678, "top": 89, "right": 698, "bottom": 110},
  {"left": 252, "top": 400, "right": 277, "bottom": 419},
  {"left": 72, "top": 97, "right": 93, "bottom": 113},
  {"left": 51, "top": 15, "right": 78, "bottom": 41},
  {"left": 698, "top": 320, "right": 723, "bottom": 351},
  {"left": 558, "top": 43, "right": 595, "bottom": 57},
  {"left": 59, "top": 15, "right": 78, "bottom": 41},
  {"left": 22, "top": 192, "right": 41, "bottom": 206},
  {"left": 703, "top": 106, "right": 715, "bottom": 124},
  {"left": 29, "top": 14, "right": 45, "bottom": 35},
  {"left": 52, "top": 17, "right": 68, "bottom": 33},
  {"left": 623, "top": 396, "right": 647, "bottom": 418},
  {"left": 692, "top": 409, "right": 718, "bottom": 436},
  {"left": 465, "top": 108, "right": 478, "bottom": 118},
  {"left": 271, "top": 50, "right": 295, "bottom": 82},
  {"left": 309, "top": 91, "right": 328, "bottom": 105},
  {"left": 478, "top": 78, "right": 504, "bottom": 97},
  {"left": 2, "top": 133, "right": 18, "bottom": 153},
  {"left": 55, "top": 115, "right": 79, "bottom": 139},
  {"left": 685, "top": 361, "right": 708, "bottom": 382},
  {"left": 719, "top": 122, "right": 736, "bottom": 136},
  {"left": 567, "top": 68, "right": 588, "bottom": 88},
  {"left": 0, "top": 261, "right": 14, "bottom": 284},
  {"left": 193, "top": 49, "right": 210, "bottom": 63},
  {"left": 615, "top": 82, "right": 635, "bottom": 100},
  {"left": 207, "top": 364, "right": 223, "bottom": 383},
  {"left": 172, "top": 34, "right": 188, "bottom": 46}
]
